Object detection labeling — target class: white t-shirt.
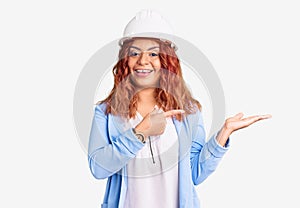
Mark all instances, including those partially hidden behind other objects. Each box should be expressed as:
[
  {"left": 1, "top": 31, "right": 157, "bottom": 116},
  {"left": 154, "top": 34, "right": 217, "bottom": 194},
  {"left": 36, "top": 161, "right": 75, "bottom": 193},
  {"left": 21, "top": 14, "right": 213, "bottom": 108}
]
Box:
[{"left": 124, "top": 108, "right": 179, "bottom": 208}]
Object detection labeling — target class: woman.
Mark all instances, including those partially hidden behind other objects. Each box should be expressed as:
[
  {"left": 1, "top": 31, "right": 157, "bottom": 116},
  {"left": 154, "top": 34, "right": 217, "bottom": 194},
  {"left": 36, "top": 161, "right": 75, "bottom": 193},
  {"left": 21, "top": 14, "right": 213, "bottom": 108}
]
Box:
[{"left": 88, "top": 10, "right": 271, "bottom": 208}]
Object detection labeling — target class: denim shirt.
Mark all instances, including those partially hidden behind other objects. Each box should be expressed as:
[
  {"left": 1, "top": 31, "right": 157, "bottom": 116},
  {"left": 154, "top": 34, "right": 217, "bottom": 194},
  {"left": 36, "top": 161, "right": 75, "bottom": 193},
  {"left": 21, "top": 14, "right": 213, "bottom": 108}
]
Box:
[{"left": 88, "top": 103, "right": 230, "bottom": 208}]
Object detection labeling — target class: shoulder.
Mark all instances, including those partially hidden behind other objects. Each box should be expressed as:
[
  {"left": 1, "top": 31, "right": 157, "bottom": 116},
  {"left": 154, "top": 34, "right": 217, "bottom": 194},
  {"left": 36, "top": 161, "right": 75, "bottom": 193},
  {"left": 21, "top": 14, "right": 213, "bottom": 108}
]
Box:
[
  {"left": 94, "top": 102, "right": 109, "bottom": 118},
  {"left": 95, "top": 102, "right": 107, "bottom": 111}
]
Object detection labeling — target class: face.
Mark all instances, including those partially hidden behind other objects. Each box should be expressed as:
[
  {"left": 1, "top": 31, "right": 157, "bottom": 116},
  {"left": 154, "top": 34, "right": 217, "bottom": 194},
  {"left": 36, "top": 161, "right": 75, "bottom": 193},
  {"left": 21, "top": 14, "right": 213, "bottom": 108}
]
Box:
[{"left": 127, "top": 38, "right": 161, "bottom": 89}]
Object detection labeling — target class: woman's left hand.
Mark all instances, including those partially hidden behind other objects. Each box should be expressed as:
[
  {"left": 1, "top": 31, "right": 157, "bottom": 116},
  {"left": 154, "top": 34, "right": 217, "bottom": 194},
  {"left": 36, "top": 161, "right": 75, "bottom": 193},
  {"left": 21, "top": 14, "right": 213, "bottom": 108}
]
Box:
[
  {"left": 216, "top": 113, "right": 272, "bottom": 147},
  {"left": 225, "top": 113, "right": 272, "bottom": 133}
]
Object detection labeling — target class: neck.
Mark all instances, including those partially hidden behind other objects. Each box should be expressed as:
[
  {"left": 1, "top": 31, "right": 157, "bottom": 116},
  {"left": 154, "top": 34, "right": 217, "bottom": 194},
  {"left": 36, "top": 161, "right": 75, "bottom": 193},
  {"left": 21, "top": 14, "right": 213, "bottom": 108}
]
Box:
[{"left": 137, "top": 88, "right": 156, "bottom": 105}]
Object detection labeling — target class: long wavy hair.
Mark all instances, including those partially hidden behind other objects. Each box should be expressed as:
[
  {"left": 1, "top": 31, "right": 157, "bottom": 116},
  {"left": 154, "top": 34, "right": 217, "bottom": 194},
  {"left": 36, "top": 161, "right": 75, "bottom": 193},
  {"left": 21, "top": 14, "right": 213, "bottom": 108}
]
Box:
[{"left": 96, "top": 37, "right": 201, "bottom": 122}]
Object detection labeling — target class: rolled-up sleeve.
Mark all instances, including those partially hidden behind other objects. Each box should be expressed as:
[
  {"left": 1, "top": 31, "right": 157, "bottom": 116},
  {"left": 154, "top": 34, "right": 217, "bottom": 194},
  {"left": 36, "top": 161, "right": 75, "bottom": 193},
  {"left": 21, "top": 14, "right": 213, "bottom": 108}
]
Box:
[
  {"left": 190, "top": 110, "right": 230, "bottom": 185},
  {"left": 88, "top": 104, "right": 144, "bottom": 179}
]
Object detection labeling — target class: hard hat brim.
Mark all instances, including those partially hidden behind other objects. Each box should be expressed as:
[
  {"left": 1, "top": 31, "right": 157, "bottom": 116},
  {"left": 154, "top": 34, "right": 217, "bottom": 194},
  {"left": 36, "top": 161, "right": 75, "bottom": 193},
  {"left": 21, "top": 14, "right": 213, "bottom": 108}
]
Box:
[{"left": 118, "top": 32, "right": 178, "bottom": 51}]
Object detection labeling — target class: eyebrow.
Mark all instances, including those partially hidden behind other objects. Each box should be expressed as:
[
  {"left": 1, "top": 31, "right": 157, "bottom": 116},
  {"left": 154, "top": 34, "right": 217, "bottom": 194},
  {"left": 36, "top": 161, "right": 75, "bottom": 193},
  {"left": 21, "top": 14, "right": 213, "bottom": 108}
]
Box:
[{"left": 129, "top": 46, "right": 160, "bottom": 51}]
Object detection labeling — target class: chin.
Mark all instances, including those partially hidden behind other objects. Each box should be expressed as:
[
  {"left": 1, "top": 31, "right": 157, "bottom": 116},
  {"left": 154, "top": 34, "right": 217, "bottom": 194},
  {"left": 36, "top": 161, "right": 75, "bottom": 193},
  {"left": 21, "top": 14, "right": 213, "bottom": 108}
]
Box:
[
  {"left": 129, "top": 75, "right": 160, "bottom": 89},
  {"left": 133, "top": 81, "right": 160, "bottom": 90}
]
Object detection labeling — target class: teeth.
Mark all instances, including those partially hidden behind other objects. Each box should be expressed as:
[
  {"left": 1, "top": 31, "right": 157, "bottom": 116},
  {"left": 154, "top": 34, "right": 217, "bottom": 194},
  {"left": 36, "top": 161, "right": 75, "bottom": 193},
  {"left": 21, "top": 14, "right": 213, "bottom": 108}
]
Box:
[{"left": 136, "top": 69, "right": 153, "bottom": 73}]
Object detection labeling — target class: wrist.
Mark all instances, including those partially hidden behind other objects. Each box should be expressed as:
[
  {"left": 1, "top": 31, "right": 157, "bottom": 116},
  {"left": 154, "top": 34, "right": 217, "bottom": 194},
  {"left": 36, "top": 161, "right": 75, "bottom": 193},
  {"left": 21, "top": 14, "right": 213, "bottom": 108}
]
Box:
[
  {"left": 135, "top": 123, "right": 149, "bottom": 133},
  {"left": 216, "top": 126, "right": 232, "bottom": 147},
  {"left": 221, "top": 125, "right": 233, "bottom": 136}
]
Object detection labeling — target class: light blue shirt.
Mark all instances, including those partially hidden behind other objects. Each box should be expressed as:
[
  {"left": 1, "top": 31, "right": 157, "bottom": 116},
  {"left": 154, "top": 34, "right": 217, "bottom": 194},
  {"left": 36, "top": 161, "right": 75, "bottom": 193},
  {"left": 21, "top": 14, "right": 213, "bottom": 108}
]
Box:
[{"left": 88, "top": 103, "right": 230, "bottom": 208}]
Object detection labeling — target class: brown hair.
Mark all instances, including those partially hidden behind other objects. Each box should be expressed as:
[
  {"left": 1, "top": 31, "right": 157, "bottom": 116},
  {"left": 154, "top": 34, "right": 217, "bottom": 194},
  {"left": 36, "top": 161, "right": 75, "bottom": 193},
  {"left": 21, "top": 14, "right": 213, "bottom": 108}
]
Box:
[{"left": 96, "top": 38, "right": 201, "bottom": 121}]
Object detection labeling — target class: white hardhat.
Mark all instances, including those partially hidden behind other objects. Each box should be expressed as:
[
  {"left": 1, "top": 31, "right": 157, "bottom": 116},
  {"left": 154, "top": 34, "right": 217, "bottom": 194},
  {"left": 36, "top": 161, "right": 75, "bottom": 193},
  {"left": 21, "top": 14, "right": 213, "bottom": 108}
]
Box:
[{"left": 119, "top": 9, "right": 178, "bottom": 50}]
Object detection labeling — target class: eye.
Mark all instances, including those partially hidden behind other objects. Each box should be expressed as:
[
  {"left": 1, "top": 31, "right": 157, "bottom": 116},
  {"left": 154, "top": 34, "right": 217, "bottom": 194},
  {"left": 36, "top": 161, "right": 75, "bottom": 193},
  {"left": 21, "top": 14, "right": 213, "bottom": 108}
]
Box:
[
  {"left": 129, "top": 51, "right": 139, "bottom": 57},
  {"left": 150, "top": 52, "right": 159, "bottom": 57}
]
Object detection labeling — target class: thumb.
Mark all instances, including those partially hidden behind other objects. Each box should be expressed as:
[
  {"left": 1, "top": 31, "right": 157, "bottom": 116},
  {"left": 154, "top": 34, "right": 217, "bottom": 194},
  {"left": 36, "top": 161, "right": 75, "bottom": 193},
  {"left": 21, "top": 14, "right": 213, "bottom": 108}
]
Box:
[{"left": 234, "top": 112, "right": 244, "bottom": 120}]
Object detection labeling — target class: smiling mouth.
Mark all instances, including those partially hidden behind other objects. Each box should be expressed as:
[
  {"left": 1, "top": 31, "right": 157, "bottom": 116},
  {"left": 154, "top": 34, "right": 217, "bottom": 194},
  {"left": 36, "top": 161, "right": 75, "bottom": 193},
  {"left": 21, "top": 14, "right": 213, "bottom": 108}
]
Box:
[
  {"left": 133, "top": 69, "right": 154, "bottom": 77},
  {"left": 134, "top": 69, "right": 154, "bottom": 73}
]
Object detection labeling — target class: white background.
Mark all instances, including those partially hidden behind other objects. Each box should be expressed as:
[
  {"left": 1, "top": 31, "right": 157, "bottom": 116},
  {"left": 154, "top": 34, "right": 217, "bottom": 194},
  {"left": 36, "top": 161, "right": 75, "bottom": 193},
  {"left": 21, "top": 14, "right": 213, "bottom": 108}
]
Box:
[{"left": 1, "top": 0, "right": 299, "bottom": 207}]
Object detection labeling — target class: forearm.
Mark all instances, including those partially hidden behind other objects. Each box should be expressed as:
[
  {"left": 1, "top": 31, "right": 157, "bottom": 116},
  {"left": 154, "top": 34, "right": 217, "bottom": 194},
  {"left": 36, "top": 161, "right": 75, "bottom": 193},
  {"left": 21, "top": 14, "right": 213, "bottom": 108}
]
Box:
[
  {"left": 191, "top": 132, "right": 230, "bottom": 185},
  {"left": 190, "top": 109, "right": 231, "bottom": 185},
  {"left": 89, "top": 145, "right": 133, "bottom": 179},
  {"left": 89, "top": 128, "right": 145, "bottom": 179}
]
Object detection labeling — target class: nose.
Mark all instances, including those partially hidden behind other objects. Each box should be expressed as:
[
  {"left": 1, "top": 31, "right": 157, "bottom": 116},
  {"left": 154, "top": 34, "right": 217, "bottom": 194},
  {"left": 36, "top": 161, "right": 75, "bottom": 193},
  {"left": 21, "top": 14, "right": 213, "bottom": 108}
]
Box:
[{"left": 137, "top": 52, "right": 150, "bottom": 65}]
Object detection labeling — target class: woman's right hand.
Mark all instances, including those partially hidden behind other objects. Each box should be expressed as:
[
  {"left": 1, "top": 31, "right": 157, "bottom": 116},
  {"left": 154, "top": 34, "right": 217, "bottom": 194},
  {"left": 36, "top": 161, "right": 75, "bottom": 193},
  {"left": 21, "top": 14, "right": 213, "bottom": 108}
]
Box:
[{"left": 134, "top": 106, "right": 185, "bottom": 138}]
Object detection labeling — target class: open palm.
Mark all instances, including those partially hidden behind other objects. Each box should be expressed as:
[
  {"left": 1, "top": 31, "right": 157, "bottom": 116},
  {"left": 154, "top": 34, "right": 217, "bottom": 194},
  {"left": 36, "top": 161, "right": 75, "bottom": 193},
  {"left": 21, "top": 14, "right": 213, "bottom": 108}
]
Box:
[{"left": 225, "top": 112, "right": 272, "bottom": 133}]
